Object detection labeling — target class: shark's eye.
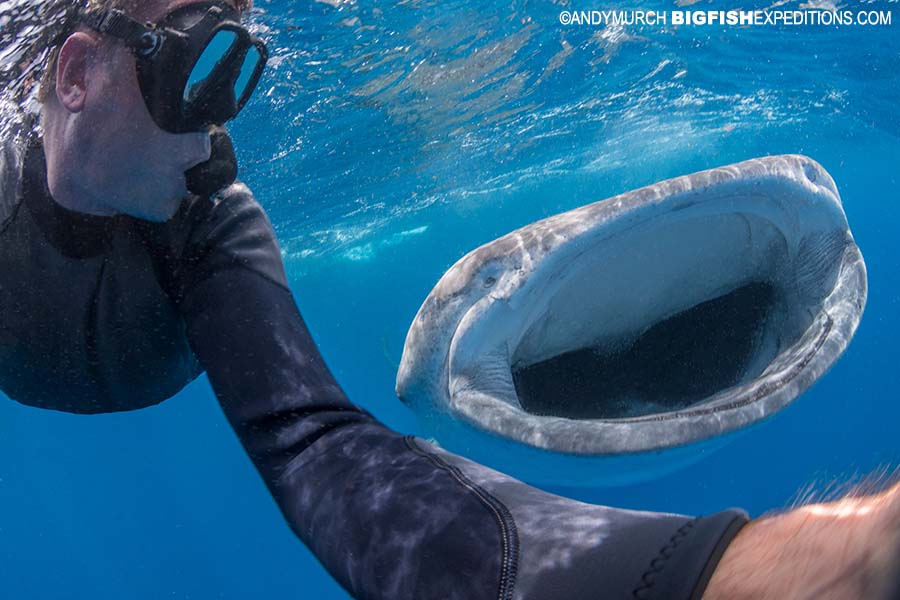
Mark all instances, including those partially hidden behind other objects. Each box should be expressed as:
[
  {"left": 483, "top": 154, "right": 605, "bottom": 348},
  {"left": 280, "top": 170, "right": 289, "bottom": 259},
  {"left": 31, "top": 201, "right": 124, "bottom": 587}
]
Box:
[{"left": 483, "top": 276, "right": 497, "bottom": 288}]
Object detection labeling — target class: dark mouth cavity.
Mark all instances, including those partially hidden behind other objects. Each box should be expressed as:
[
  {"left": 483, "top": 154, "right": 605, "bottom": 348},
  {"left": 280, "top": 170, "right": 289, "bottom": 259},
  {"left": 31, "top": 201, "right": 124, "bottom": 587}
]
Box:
[{"left": 512, "top": 281, "right": 778, "bottom": 419}]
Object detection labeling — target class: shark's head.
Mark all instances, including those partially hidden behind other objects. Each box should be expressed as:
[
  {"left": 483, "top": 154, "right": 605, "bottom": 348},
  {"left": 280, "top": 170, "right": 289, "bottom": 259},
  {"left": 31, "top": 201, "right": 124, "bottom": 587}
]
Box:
[
  {"left": 397, "top": 155, "right": 866, "bottom": 481},
  {"left": 397, "top": 227, "right": 549, "bottom": 408}
]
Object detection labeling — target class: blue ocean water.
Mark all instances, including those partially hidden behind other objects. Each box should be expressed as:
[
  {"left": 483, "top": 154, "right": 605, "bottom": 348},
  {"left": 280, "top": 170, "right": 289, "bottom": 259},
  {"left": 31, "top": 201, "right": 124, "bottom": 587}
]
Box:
[{"left": 1, "top": 0, "right": 898, "bottom": 597}]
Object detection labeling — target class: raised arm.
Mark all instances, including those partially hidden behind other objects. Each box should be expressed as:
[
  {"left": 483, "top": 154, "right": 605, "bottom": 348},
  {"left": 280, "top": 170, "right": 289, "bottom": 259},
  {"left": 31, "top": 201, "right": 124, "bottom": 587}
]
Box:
[{"left": 151, "top": 185, "right": 749, "bottom": 600}]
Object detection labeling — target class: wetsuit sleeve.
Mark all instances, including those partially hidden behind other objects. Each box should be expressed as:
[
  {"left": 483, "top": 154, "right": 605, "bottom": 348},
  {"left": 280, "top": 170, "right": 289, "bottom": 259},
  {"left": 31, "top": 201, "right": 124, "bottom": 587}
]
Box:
[{"left": 173, "top": 186, "right": 750, "bottom": 600}]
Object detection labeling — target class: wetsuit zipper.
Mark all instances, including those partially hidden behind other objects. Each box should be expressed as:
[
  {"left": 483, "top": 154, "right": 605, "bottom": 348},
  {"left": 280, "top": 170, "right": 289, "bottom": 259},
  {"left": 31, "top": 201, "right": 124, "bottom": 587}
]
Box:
[{"left": 405, "top": 435, "right": 519, "bottom": 600}]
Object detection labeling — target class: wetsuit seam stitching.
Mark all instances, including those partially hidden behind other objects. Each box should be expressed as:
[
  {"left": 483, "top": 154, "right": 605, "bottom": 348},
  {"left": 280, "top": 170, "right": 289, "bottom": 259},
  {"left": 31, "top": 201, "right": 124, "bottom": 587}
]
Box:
[
  {"left": 404, "top": 436, "right": 519, "bottom": 600},
  {"left": 632, "top": 518, "right": 697, "bottom": 599}
]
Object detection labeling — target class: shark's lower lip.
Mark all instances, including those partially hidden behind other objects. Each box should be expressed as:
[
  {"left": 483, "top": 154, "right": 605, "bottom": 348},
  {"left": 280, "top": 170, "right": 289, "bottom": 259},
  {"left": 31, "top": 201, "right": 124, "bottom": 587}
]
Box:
[{"left": 397, "top": 155, "right": 866, "bottom": 484}]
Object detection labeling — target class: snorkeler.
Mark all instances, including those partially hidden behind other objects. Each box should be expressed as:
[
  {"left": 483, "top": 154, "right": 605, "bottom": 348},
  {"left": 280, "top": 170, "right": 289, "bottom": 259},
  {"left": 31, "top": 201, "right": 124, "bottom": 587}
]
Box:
[{"left": 1, "top": 0, "right": 898, "bottom": 598}]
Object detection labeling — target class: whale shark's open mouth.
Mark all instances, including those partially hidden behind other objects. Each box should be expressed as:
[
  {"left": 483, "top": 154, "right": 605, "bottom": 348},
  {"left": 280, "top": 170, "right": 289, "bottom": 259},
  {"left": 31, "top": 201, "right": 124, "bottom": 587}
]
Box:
[
  {"left": 507, "top": 206, "right": 846, "bottom": 421},
  {"left": 513, "top": 281, "right": 781, "bottom": 420},
  {"left": 397, "top": 156, "right": 867, "bottom": 464}
]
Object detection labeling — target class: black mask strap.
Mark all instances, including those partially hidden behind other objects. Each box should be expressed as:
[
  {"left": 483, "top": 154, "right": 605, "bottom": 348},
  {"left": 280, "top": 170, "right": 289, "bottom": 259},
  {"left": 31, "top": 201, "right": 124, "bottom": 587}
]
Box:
[{"left": 79, "top": 10, "right": 164, "bottom": 58}]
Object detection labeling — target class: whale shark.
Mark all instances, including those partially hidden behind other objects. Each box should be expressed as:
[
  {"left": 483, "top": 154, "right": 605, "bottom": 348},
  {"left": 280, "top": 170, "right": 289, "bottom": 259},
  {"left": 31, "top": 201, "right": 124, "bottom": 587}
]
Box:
[{"left": 396, "top": 155, "right": 867, "bottom": 485}]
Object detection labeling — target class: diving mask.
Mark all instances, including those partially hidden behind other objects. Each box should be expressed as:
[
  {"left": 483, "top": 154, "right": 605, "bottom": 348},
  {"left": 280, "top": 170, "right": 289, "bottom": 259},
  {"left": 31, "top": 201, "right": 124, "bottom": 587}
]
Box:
[{"left": 79, "top": 2, "right": 268, "bottom": 134}]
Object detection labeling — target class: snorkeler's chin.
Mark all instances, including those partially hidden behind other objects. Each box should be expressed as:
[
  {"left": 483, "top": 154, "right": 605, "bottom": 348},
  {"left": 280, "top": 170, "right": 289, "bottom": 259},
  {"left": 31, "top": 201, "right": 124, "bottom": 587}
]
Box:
[{"left": 130, "top": 194, "right": 185, "bottom": 223}]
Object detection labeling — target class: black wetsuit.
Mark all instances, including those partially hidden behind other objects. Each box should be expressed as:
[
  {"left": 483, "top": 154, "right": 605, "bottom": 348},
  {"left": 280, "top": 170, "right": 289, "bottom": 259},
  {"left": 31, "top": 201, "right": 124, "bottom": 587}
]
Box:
[{"left": 0, "top": 134, "right": 749, "bottom": 599}]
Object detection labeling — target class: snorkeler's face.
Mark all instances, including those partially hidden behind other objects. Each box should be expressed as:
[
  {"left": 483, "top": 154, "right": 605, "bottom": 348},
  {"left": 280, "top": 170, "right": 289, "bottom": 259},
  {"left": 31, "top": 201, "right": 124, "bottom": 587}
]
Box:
[{"left": 66, "top": 0, "right": 244, "bottom": 221}]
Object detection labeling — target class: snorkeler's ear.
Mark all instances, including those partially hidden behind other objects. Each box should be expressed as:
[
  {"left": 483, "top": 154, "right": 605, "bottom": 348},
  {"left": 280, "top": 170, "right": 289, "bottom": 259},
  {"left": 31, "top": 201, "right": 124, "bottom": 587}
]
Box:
[{"left": 55, "top": 32, "right": 100, "bottom": 113}]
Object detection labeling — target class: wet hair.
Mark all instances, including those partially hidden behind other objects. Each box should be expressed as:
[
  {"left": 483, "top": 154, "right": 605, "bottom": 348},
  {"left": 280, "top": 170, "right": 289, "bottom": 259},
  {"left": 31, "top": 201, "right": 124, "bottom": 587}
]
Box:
[{"left": 37, "top": 0, "right": 253, "bottom": 103}]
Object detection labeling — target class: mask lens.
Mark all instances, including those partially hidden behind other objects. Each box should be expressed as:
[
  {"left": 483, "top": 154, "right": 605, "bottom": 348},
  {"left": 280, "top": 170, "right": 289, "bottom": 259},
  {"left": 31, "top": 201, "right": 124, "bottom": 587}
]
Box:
[
  {"left": 234, "top": 45, "right": 263, "bottom": 103},
  {"left": 184, "top": 29, "right": 238, "bottom": 102}
]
